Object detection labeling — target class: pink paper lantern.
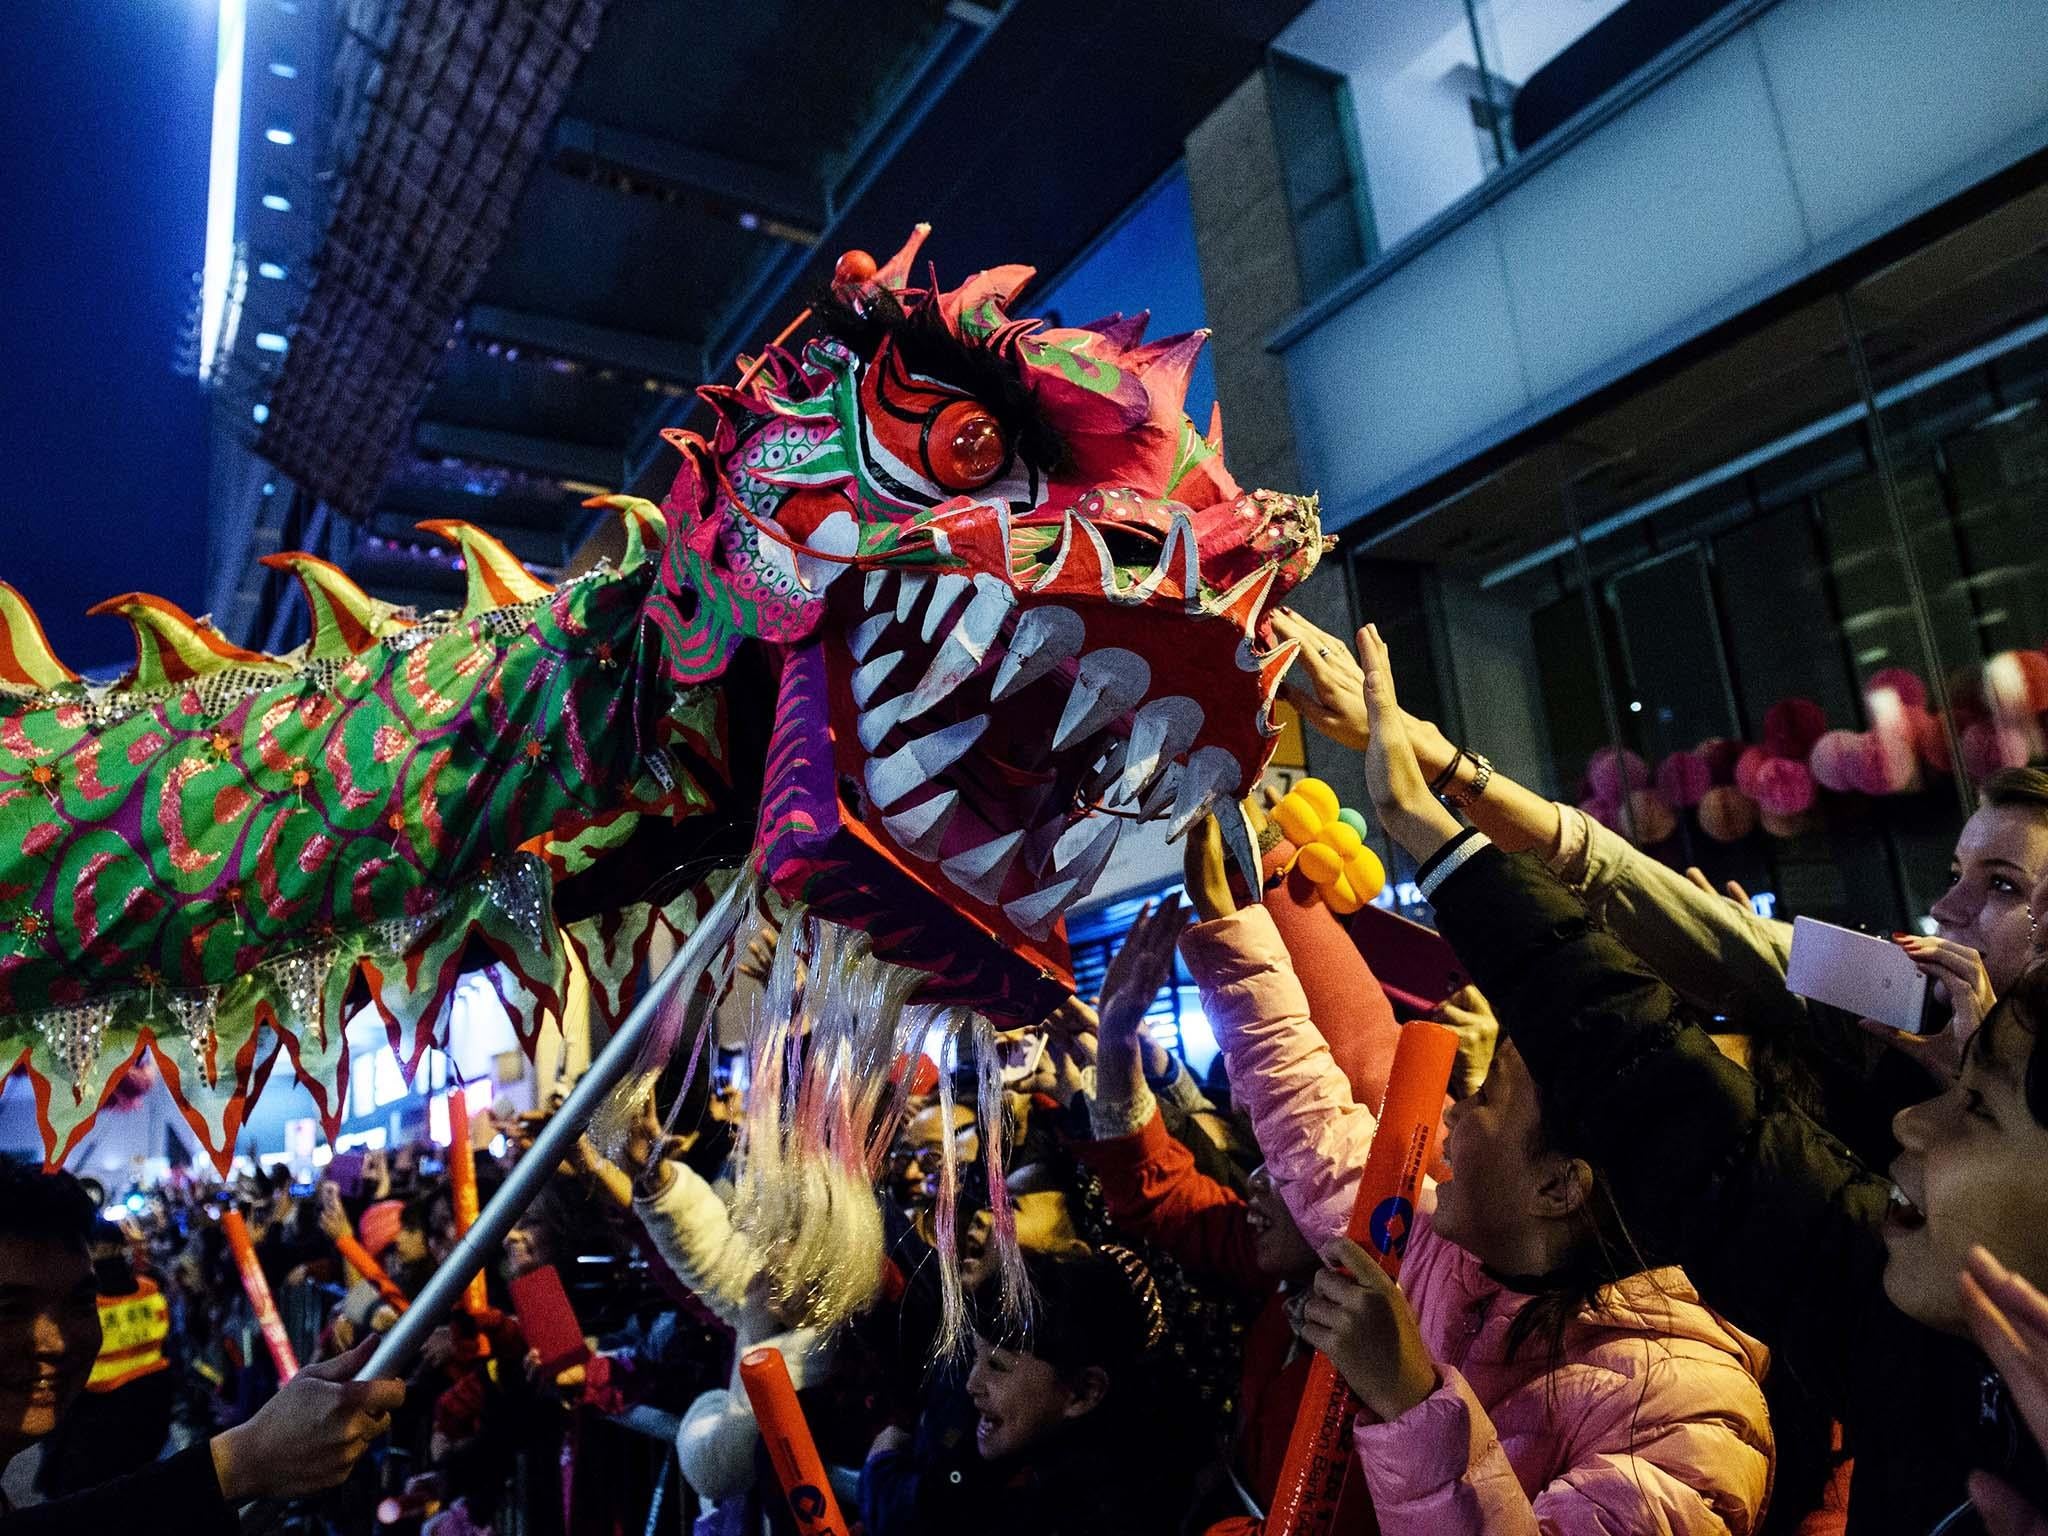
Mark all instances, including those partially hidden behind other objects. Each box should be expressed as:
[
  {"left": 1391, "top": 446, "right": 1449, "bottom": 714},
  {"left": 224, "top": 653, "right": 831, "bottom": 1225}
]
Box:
[
  {"left": 1753, "top": 757, "right": 1817, "bottom": 818},
  {"left": 1864, "top": 666, "right": 1929, "bottom": 713},
  {"left": 1624, "top": 789, "right": 1678, "bottom": 845},
  {"left": 1961, "top": 720, "right": 2032, "bottom": 783},
  {"left": 1734, "top": 746, "right": 1773, "bottom": 800},
  {"left": 1763, "top": 697, "right": 1827, "bottom": 761},
  {"left": 1655, "top": 751, "right": 1712, "bottom": 808},
  {"left": 1808, "top": 730, "right": 1866, "bottom": 794},
  {"left": 1586, "top": 747, "right": 1649, "bottom": 805},
  {"left": 1697, "top": 785, "right": 1758, "bottom": 844}
]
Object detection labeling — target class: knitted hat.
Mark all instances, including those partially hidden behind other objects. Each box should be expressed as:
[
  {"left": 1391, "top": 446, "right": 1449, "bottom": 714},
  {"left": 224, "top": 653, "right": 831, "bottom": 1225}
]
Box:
[{"left": 358, "top": 1198, "right": 404, "bottom": 1260}]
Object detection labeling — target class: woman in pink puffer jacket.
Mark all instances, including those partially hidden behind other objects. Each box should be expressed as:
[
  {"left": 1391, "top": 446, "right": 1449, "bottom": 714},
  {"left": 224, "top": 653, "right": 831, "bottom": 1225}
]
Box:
[{"left": 1180, "top": 849, "right": 1775, "bottom": 1536}]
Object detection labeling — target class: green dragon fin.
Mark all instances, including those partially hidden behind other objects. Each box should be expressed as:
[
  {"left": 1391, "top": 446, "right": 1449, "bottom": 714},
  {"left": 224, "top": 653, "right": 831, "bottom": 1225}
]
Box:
[
  {"left": 416, "top": 519, "right": 553, "bottom": 618},
  {"left": 0, "top": 581, "right": 80, "bottom": 690},
  {"left": 580, "top": 494, "right": 668, "bottom": 574},
  {"left": 85, "top": 592, "right": 293, "bottom": 691},
  {"left": 258, "top": 551, "right": 416, "bottom": 660}
]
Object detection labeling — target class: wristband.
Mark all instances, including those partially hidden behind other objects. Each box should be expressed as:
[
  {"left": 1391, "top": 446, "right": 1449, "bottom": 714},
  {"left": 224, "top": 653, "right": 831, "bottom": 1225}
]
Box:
[
  {"left": 1427, "top": 748, "right": 1467, "bottom": 797},
  {"left": 1443, "top": 753, "right": 1493, "bottom": 810}
]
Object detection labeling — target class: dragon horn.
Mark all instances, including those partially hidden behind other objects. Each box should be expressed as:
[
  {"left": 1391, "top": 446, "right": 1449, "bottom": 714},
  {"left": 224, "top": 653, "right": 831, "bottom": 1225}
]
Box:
[
  {"left": 257, "top": 552, "right": 415, "bottom": 660},
  {"left": 0, "top": 581, "right": 80, "bottom": 689},
  {"left": 1206, "top": 400, "right": 1224, "bottom": 454},
  {"left": 580, "top": 494, "right": 669, "bottom": 574},
  {"left": 85, "top": 593, "right": 291, "bottom": 690},
  {"left": 1125, "top": 329, "right": 1210, "bottom": 417},
  {"left": 415, "top": 520, "right": 553, "bottom": 617}
]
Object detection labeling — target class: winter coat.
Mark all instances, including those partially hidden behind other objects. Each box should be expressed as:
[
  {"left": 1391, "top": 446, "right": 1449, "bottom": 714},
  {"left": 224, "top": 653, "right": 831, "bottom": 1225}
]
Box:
[
  {"left": 1414, "top": 833, "right": 2014, "bottom": 1535},
  {"left": 634, "top": 1163, "right": 838, "bottom": 1509},
  {"left": 1183, "top": 902, "right": 1775, "bottom": 1536}
]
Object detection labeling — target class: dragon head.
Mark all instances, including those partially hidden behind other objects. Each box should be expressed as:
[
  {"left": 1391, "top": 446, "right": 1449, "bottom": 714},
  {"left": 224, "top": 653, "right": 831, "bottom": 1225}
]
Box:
[{"left": 648, "top": 227, "right": 1328, "bottom": 1014}]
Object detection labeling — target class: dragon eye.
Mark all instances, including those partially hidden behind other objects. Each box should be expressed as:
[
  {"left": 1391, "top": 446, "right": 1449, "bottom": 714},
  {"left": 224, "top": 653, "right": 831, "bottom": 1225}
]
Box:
[{"left": 925, "top": 402, "right": 1008, "bottom": 491}]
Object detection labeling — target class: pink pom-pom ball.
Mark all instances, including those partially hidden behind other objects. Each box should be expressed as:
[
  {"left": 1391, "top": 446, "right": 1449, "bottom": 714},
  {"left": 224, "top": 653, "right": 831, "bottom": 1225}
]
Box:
[
  {"left": 1961, "top": 720, "right": 2032, "bottom": 783},
  {"left": 1624, "top": 789, "right": 1678, "bottom": 845},
  {"left": 1754, "top": 757, "right": 1817, "bottom": 818},
  {"left": 1585, "top": 748, "right": 1649, "bottom": 805},
  {"left": 1695, "top": 738, "right": 1745, "bottom": 786},
  {"left": 1864, "top": 667, "right": 1928, "bottom": 713},
  {"left": 1655, "top": 751, "right": 1713, "bottom": 808},
  {"left": 1734, "top": 746, "right": 1773, "bottom": 800},
  {"left": 1697, "top": 785, "right": 1758, "bottom": 843},
  {"left": 1761, "top": 807, "right": 1812, "bottom": 839},
  {"left": 1808, "top": 730, "right": 1866, "bottom": 794},
  {"left": 1913, "top": 710, "right": 1954, "bottom": 775},
  {"left": 1763, "top": 698, "right": 1827, "bottom": 761}
]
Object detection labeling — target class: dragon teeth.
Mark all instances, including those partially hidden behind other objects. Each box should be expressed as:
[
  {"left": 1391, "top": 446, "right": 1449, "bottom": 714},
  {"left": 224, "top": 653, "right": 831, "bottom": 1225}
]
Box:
[
  {"left": 1050, "top": 648, "right": 1151, "bottom": 754},
  {"left": 919, "top": 572, "right": 973, "bottom": 645},
  {"left": 899, "top": 576, "right": 1015, "bottom": 723},
  {"left": 864, "top": 714, "right": 990, "bottom": 810},
  {"left": 1166, "top": 745, "right": 1243, "bottom": 840},
  {"left": 864, "top": 569, "right": 891, "bottom": 608},
  {"left": 1114, "top": 696, "right": 1203, "bottom": 803},
  {"left": 851, "top": 650, "right": 905, "bottom": 708},
  {"left": 1004, "top": 876, "right": 1079, "bottom": 941},
  {"left": 894, "top": 572, "right": 930, "bottom": 623},
  {"left": 850, "top": 612, "right": 894, "bottom": 663},
  {"left": 989, "top": 605, "right": 1084, "bottom": 702},
  {"left": 940, "top": 829, "right": 1024, "bottom": 904},
  {"left": 1138, "top": 760, "right": 1183, "bottom": 819},
  {"left": 857, "top": 693, "right": 910, "bottom": 752},
  {"left": 794, "top": 510, "right": 858, "bottom": 594},
  {"left": 1050, "top": 815, "right": 1123, "bottom": 901},
  {"left": 880, "top": 790, "right": 959, "bottom": 860}
]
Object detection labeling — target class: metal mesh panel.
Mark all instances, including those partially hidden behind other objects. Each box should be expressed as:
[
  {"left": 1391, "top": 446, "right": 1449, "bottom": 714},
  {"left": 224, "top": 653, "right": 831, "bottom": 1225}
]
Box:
[{"left": 258, "top": 0, "right": 612, "bottom": 515}]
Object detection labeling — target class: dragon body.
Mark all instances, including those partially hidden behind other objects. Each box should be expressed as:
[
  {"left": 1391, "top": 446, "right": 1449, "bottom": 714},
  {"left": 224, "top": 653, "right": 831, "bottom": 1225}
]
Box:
[{"left": 0, "top": 227, "right": 1325, "bottom": 1171}]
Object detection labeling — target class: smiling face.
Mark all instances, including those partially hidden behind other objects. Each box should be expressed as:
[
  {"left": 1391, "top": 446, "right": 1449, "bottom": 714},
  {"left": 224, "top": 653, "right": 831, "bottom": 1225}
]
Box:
[
  {"left": 1245, "top": 1165, "right": 1316, "bottom": 1278},
  {"left": 1883, "top": 983, "right": 2048, "bottom": 1335},
  {"left": 0, "top": 1234, "right": 100, "bottom": 1456},
  {"left": 965, "top": 1333, "right": 1103, "bottom": 1462},
  {"left": 1930, "top": 802, "right": 2048, "bottom": 993},
  {"left": 653, "top": 230, "right": 1324, "bottom": 1015}
]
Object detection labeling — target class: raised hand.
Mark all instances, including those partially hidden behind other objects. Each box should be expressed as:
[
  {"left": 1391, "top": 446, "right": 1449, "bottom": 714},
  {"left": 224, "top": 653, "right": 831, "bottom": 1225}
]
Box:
[
  {"left": 1299, "top": 1236, "right": 1440, "bottom": 1423},
  {"left": 209, "top": 1337, "right": 406, "bottom": 1501},
  {"left": 1183, "top": 814, "right": 1238, "bottom": 922},
  {"left": 1860, "top": 934, "right": 1994, "bottom": 1085},
  {"left": 1273, "top": 608, "right": 1373, "bottom": 751},
  {"left": 1435, "top": 985, "right": 1500, "bottom": 1101},
  {"left": 1356, "top": 624, "right": 1462, "bottom": 858},
  {"left": 1098, "top": 897, "right": 1189, "bottom": 1048},
  {"left": 316, "top": 1181, "right": 351, "bottom": 1243},
  {"left": 1962, "top": 1246, "right": 2048, "bottom": 1536}
]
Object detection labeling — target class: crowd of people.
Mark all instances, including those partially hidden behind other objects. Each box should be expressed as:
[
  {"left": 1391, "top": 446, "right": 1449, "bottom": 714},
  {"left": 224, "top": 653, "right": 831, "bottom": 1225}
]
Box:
[{"left": 5, "top": 611, "right": 2048, "bottom": 1535}]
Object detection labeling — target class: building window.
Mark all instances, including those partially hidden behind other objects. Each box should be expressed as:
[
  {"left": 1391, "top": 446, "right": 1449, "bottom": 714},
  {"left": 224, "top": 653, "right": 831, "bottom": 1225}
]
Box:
[{"left": 1268, "top": 52, "right": 1376, "bottom": 299}]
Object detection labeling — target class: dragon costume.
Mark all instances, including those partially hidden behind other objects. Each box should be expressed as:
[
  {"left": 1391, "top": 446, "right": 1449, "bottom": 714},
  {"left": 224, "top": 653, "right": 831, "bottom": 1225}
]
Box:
[{"left": 0, "top": 227, "right": 1326, "bottom": 1178}]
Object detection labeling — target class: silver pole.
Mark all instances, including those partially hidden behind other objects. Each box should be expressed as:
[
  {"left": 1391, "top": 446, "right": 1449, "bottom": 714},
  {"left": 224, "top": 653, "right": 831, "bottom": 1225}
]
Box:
[{"left": 359, "top": 874, "right": 745, "bottom": 1380}]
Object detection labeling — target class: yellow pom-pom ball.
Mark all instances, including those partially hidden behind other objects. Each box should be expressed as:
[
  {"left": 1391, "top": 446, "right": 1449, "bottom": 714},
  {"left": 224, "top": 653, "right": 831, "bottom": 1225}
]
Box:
[
  {"left": 1274, "top": 796, "right": 1325, "bottom": 846},
  {"left": 1295, "top": 778, "right": 1340, "bottom": 822},
  {"left": 1321, "top": 820, "right": 1364, "bottom": 858},
  {"left": 1326, "top": 875, "right": 1364, "bottom": 914},
  {"left": 1295, "top": 842, "right": 1343, "bottom": 884},
  {"left": 1343, "top": 847, "right": 1386, "bottom": 902}
]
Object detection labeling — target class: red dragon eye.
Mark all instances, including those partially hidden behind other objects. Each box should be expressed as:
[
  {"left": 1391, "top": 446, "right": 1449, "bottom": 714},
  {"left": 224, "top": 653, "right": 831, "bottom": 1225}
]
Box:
[{"left": 925, "top": 402, "right": 1008, "bottom": 491}]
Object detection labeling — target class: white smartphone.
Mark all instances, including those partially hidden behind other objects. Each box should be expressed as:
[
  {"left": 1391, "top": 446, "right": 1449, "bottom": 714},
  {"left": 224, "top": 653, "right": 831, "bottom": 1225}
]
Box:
[{"left": 1784, "top": 916, "right": 1929, "bottom": 1033}]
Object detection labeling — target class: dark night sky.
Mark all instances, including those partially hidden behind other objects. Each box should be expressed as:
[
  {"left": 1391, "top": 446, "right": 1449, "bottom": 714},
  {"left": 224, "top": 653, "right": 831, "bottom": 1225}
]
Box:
[{"left": 0, "top": 0, "right": 217, "bottom": 674}]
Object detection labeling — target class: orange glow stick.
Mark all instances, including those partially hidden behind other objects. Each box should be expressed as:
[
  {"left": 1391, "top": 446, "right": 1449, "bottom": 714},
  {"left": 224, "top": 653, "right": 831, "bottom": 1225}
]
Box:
[
  {"left": 332, "top": 1227, "right": 409, "bottom": 1314},
  {"left": 1264, "top": 1021, "right": 1458, "bottom": 1536},
  {"left": 446, "top": 1084, "right": 489, "bottom": 1317},
  {"left": 738, "top": 1346, "right": 852, "bottom": 1536},
  {"left": 222, "top": 1209, "right": 300, "bottom": 1381}
]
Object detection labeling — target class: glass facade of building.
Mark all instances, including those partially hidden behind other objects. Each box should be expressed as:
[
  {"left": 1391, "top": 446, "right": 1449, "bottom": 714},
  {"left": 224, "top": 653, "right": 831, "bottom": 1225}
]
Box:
[{"left": 1324, "top": 177, "right": 2048, "bottom": 936}]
